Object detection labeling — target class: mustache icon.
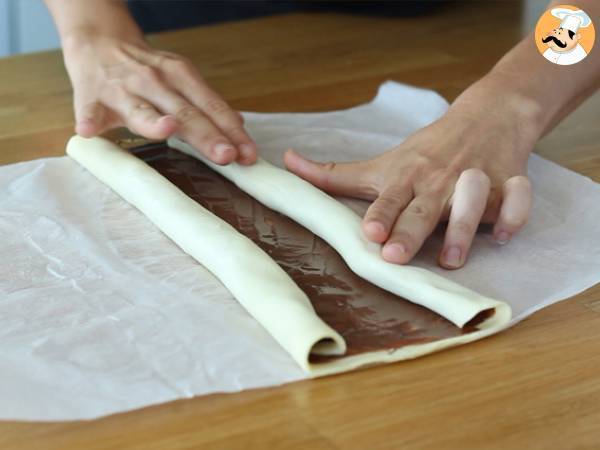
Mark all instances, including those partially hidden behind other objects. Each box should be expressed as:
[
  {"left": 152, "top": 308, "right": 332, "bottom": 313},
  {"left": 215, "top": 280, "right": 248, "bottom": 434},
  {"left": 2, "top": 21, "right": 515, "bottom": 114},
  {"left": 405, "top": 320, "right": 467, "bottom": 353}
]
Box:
[{"left": 542, "top": 35, "right": 568, "bottom": 48}]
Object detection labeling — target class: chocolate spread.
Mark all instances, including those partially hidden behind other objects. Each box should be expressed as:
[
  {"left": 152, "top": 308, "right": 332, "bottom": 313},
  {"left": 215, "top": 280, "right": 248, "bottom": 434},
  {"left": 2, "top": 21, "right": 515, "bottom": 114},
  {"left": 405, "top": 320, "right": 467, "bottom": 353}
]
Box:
[{"left": 131, "top": 143, "right": 486, "bottom": 361}]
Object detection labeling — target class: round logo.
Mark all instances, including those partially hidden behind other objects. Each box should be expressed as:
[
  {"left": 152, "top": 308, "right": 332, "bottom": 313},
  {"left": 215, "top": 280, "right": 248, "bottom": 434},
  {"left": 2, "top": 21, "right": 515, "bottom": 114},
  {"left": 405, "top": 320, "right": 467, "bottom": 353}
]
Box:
[{"left": 534, "top": 4, "right": 595, "bottom": 65}]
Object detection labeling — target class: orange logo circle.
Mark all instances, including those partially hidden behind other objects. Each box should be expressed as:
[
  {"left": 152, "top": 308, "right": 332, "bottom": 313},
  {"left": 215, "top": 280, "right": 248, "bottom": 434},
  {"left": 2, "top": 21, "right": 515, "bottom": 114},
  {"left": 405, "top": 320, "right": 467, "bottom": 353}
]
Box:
[{"left": 534, "top": 4, "right": 595, "bottom": 65}]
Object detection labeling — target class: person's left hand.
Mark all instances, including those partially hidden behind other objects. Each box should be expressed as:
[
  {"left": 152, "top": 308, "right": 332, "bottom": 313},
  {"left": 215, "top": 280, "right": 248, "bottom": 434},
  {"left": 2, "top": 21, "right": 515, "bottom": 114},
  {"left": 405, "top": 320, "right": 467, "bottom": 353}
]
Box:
[{"left": 283, "top": 83, "right": 538, "bottom": 269}]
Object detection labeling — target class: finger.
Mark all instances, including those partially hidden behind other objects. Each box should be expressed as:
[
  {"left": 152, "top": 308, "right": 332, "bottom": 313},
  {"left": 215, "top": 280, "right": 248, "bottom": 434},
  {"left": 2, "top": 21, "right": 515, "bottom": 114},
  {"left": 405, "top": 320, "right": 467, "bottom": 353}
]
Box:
[
  {"left": 75, "top": 101, "right": 109, "bottom": 137},
  {"left": 236, "top": 110, "right": 245, "bottom": 124},
  {"left": 180, "top": 82, "right": 256, "bottom": 163},
  {"left": 382, "top": 194, "right": 446, "bottom": 264},
  {"left": 130, "top": 52, "right": 257, "bottom": 164},
  {"left": 112, "top": 94, "right": 178, "bottom": 140},
  {"left": 236, "top": 140, "right": 258, "bottom": 165},
  {"left": 125, "top": 72, "right": 239, "bottom": 165},
  {"left": 283, "top": 148, "right": 378, "bottom": 199},
  {"left": 362, "top": 184, "right": 413, "bottom": 243},
  {"left": 439, "top": 169, "right": 491, "bottom": 269},
  {"left": 493, "top": 175, "right": 532, "bottom": 244},
  {"left": 194, "top": 92, "right": 257, "bottom": 165},
  {"left": 176, "top": 79, "right": 256, "bottom": 165}
]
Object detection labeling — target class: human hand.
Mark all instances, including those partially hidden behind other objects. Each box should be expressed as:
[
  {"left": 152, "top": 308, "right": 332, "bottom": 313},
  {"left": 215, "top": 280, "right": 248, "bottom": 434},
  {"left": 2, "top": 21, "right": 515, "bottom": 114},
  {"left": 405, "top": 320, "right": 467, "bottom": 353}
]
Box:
[
  {"left": 62, "top": 33, "right": 256, "bottom": 165},
  {"left": 284, "top": 81, "right": 541, "bottom": 269}
]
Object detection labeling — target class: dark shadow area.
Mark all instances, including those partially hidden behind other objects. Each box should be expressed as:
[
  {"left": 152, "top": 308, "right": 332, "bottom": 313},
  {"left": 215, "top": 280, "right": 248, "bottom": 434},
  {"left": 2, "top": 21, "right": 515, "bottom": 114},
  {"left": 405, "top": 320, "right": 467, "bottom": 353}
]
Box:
[{"left": 127, "top": 0, "right": 451, "bottom": 33}]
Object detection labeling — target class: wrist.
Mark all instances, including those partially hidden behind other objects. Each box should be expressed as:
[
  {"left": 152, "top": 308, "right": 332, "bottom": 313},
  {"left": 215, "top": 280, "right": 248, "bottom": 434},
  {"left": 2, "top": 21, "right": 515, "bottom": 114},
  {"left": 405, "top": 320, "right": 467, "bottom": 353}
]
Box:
[
  {"left": 51, "top": 0, "right": 145, "bottom": 52},
  {"left": 61, "top": 23, "right": 145, "bottom": 52},
  {"left": 448, "top": 75, "right": 545, "bottom": 154}
]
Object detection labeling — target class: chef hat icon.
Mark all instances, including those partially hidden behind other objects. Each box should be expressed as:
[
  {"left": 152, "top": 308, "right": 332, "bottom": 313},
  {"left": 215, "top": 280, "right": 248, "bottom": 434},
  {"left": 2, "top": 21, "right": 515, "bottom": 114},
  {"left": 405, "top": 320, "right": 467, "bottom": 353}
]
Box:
[{"left": 551, "top": 8, "right": 592, "bottom": 33}]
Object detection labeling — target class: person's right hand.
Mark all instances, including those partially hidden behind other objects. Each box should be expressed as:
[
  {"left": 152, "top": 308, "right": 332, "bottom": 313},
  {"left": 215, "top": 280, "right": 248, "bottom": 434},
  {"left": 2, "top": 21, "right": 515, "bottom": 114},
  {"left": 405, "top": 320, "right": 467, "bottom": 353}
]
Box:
[{"left": 62, "top": 33, "right": 256, "bottom": 165}]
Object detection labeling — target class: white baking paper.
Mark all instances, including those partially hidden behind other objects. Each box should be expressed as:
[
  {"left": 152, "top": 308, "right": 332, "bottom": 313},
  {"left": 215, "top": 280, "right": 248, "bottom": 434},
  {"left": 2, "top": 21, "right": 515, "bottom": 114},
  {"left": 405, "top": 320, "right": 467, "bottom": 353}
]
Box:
[{"left": 1, "top": 82, "right": 599, "bottom": 421}]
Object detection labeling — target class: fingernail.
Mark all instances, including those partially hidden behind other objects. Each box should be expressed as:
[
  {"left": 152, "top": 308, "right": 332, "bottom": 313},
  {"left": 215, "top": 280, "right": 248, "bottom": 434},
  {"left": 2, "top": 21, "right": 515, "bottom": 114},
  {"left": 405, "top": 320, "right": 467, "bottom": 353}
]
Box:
[
  {"left": 382, "top": 243, "right": 408, "bottom": 263},
  {"left": 214, "top": 142, "right": 235, "bottom": 156},
  {"left": 443, "top": 246, "right": 462, "bottom": 267},
  {"left": 495, "top": 231, "right": 510, "bottom": 245}
]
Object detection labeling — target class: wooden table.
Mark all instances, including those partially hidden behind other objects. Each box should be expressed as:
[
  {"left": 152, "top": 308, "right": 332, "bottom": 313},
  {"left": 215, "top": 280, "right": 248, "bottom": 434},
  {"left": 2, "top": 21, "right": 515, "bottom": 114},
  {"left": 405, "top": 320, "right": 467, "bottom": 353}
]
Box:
[{"left": 1, "top": 2, "right": 599, "bottom": 449}]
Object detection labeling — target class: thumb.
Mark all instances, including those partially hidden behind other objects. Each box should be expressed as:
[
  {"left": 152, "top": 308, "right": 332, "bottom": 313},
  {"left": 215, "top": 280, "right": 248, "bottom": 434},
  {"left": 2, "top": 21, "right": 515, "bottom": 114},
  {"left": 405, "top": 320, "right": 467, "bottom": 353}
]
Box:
[
  {"left": 283, "top": 148, "right": 377, "bottom": 200},
  {"left": 75, "top": 101, "right": 109, "bottom": 138}
]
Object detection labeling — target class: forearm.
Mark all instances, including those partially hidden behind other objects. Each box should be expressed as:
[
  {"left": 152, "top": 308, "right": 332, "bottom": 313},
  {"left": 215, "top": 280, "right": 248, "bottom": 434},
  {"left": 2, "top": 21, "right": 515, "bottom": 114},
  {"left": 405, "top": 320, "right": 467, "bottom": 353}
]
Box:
[
  {"left": 487, "top": 30, "right": 599, "bottom": 136},
  {"left": 450, "top": 0, "right": 599, "bottom": 145},
  {"left": 44, "top": 0, "right": 143, "bottom": 44}
]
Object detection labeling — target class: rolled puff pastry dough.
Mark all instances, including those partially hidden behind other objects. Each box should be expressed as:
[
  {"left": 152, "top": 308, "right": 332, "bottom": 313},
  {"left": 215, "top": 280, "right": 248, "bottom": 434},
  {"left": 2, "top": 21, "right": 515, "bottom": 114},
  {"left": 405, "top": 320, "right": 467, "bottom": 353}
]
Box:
[
  {"left": 168, "top": 137, "right": 511, "bottom": 330},
  {"left": 66, "top": 136, "right": 346, "bottom": 373},
  {"left": 67, "top": 135, "right": 511, "bottom": 376}
]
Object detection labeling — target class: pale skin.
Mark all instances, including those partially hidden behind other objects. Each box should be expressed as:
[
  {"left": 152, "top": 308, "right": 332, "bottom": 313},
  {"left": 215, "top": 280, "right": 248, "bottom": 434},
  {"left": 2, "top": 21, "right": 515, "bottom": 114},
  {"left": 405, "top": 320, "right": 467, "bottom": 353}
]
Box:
[
  {"left": 44, "top": 0, "right": 257, "bottom": 166},
  {"left": 46, "top": 0, "right": 600, "bottom": 269}
]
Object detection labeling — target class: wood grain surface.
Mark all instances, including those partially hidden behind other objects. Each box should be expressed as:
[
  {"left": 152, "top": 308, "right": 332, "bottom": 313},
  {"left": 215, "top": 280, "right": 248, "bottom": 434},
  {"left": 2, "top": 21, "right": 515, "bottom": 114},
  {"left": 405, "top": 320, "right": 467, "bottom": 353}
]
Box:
[{"left": 0, "top": 2, "right": 599, "bottom": 449}]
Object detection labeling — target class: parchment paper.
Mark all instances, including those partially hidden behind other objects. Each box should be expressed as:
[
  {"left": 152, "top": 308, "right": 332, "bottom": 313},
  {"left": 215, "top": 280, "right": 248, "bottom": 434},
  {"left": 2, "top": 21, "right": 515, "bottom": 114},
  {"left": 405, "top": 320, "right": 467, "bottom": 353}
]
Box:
[{"left": 1, "top": 82, "right": 599, "bottom": 421}]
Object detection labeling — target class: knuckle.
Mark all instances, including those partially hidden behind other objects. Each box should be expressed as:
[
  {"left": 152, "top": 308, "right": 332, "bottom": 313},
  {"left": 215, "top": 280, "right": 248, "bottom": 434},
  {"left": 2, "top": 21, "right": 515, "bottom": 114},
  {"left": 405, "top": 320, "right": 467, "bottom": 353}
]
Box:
[
  {"left": 228, "top": 110, "right": 244, "bottom": 126},
  {"left": 152, "top": 53, "right": 168, "bottom": 69},
  {"left": 202, "top": 97, "right": 232, "bottom": 115},
  {"left": 170, "top": 57, "right": 192, "bottom": 70},
  {"left": 168, "top": 58, "right": 196, "bottom": 78},
  {"left": 157, "top": 54, "right": 188, "bottom": 70},
  {"left": 139, "top": 65, "right": 159, "bottom": 81},
  {"left": 428, "top": 178, "right": 451, "bottom": 196},
  {"left": 412, "top": 153, "right": 433, "bottom": 170},
  {"left": 452, "top": 220, "right": 476, "bottom": 236},
  {"left": 174, "top": 104, "right": 202, "bottom": 125},
  {"left": 130, "top": 103, "right": 154, "bottom": 119},
  {"left": 406, "top": 203, "right": 432, "bottom": 221},
  {"left": 373, "top": 192, "right": 406, "bottom": 214},
  {"left": 366, "top": 207, "right": 390, "bottom": 225},
  {"left": 375, "top": 196, "right": 397, "bottom": 210},
  {"left": 506, "top": 175, "right": 532, "bottom": 192},
  {"left": 502, "top": 215, "right": 528, "bottom": 230},
  {"left": 217, "top": 110, "right": 244, "bottom": 129},
  {"left": 461, "top": 167, "right": 491, "bottom": 186}
]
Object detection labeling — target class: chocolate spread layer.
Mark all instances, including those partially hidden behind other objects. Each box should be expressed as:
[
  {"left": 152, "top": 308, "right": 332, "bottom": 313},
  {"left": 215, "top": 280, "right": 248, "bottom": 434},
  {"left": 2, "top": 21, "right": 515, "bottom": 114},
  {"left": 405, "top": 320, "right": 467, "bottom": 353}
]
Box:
[{"left": 131, "top": 143, "right": 485, "bottom": 362}]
